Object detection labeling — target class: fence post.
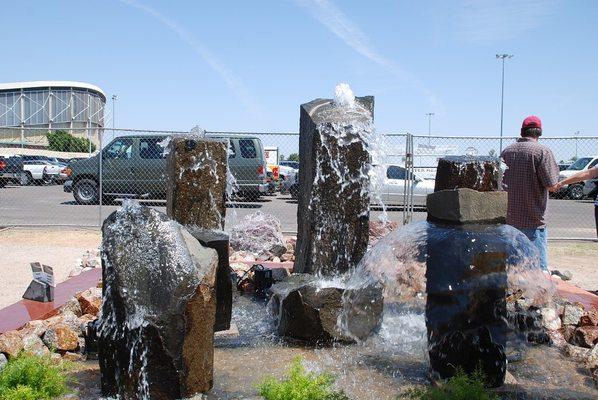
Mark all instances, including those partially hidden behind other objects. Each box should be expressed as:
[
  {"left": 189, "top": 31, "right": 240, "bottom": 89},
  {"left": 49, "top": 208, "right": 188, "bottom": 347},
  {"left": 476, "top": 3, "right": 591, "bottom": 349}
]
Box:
[{"left": 98, "top": 128, "right": 103, "bottom": 228}]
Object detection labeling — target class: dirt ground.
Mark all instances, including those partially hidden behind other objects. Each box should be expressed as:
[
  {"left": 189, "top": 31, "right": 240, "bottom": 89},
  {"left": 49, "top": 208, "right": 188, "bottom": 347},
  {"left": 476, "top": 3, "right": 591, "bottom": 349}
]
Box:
[
  {"left": 0, "top": 228, "right": 595, "bottom": 309},
  {"left": 0, "top": 227, "right": 101, "bottom": 309}
]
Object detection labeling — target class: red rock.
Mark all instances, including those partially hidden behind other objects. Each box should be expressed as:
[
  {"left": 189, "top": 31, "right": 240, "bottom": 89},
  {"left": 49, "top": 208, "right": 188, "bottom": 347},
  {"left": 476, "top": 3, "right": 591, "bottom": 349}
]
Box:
[
  {"left": 19, "top": 319, "right": 47, "bottom": 338},
  {"left": 563, "top": 325, "right": 576, "bottom": 343},
  {"left": 60, "top": 297, "right": 83, "bottom": 317},
  {"left": 76, "top": 288, "right": 102, "bottom": 316},
  {"left": 573, "top": 326, "right": 598, "bottom": 348},
  {"left": 62, "top": 351, "right": 84, "bottom": 362},
  {"left": 42, "top": 325, "right": 79, "bottom": 351},
  {"left": 46, "top": 311, "right": 83, "bottom": 334},
  {"left": 580, "top": 309, "right": 598, "bottom": 327},
  {"left": 0, "top": 331, "right": 23, "bottom": 358}
]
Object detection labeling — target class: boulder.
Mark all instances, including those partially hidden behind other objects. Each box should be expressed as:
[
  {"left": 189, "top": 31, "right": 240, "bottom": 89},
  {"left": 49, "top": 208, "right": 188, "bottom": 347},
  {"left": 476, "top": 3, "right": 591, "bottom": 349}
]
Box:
[
  {"left": 99, "top": 203, "right": 218, "bottom": 399},
  {"left": 588, "top": 344, "right": 598, "bottom": 369},
  {"left": 0, "top": 331, "right": 23, "bottom": 358},
  {"left": 426, "top": 189, "right": 507, "bottom": 224},
  {"left": 269, "top": 274, "right": 383, "bottom": 343},
  {"left": 0, "top": 354, "right": 6, "bottom": 371},
  {"left": 61, "top": 297, "right": 83, "bottom": 317},
  {"left": 166, "top": 135, "right": 228, "bottom": 230},
  {"left": 573, "top": 326, "right": 598, "bottom": 348},
  {"left": 562, "top": 303, "right": 585, "bottom": 326},
  {"left": 295, "top": 96, "right": 374, "bottom": 276},
  {"left": 581, "top": 309, "right": 598, "bottom": 327},
  {"left": 230, "top": 212, "right": 285, "bottom": 254},
  {"left": 76, "top": 288, "right": 102, "bottom": 316},
  {"left": 43, "top": 325, "right": 79, "bottom": 351},
  {"left": 433, "top": 156, "right": 501, "bottom": 192},
  {"left": 62, "top": 352, "right": 84, "bottom": 362},
  {"left": 22, "top": 334, "right": 50, "bottom": 356},
  {"left": 541, "top": 307, "right": 561, "bottom": 331},
  {"left": 46, "top": 311, "right": 82, "bottom": 334},
  {"left": 19, "top": 320, "right": 47, "bottom": 338},
  {"left": 565, "top": 344, "right": 591, "bottom": 362}
]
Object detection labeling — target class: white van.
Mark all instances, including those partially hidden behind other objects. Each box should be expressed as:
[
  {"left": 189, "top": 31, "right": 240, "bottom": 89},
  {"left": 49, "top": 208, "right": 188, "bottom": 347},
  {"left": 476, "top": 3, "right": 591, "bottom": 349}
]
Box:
[{"left": 557, "top": 156, "right": 598, "bottom": 199}]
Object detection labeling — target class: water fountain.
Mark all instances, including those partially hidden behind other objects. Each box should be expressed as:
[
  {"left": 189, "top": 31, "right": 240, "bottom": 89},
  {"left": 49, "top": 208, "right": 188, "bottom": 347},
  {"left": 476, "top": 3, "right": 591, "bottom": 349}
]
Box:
[
  {"left": 269, "top": 85, "right": 384, "bottom": 343},
  {"left": 166, "top": 135, "right": 232, "bottom": 331},
  {"left": 98, "top": 202, "right": 218, "bottom": 399}
]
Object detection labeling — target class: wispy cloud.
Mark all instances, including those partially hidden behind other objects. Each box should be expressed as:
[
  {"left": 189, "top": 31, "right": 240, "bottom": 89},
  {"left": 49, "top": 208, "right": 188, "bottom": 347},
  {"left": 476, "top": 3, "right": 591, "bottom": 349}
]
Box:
[
  {"left": 294, "top": 0, "right": 443, "bottom": 113},
  {"left": 119, "top": 0, "right": 264, "bottom": 118},
  {"left": 457, "top": 0, "right": 558, "bottom": 44}
]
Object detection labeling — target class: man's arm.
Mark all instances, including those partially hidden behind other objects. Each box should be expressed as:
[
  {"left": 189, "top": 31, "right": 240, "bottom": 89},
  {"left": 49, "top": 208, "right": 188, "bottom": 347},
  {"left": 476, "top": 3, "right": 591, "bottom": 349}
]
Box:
[{"left": 556, "top": 167, "right": 598, "bottom": 190}]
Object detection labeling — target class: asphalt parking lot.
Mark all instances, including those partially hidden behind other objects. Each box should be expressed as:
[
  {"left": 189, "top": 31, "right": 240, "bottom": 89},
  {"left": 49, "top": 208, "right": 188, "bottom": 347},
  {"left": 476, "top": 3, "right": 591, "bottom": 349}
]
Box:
[{"left": 0, "top": 184, "right": 596, "bottom": 239}]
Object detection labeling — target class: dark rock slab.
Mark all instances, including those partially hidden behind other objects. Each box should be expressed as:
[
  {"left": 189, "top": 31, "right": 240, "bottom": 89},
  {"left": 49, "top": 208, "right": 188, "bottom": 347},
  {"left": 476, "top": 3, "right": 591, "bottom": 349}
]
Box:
[
  {"left": 187, "top": 227, "right": 233, "bottom": 332},
  {"left": 166, "top": 135, "right": 228, "bottom": 230},
  {"left": 268, "top": 274, "right": 383, "bottom": 343},
  {"left": 99, "top": 203, "right": 218, "bottom": 399},
  {"left": 434, "top": 156, "right": 501, "bottom": 192},
  {"left": 295, "top": 96, "right": 374, "bottom": 276},
  {"left": 426, "top": 188, "right": 507, "bottom": 224}
]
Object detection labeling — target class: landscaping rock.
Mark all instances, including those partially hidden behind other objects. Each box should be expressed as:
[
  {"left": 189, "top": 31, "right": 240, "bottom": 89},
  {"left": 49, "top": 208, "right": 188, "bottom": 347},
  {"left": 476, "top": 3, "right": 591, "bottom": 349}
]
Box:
[
  {"left": 565, "top": 344, "right": 591, "bottom": 362},
  {"left": 61, "top": 297, "right": 83, "bottom": 317},
  {"left": 62, "top": 352, "right": 84, "bottom": 362},
  {"left": 0, "top": 354, "right": 6, "bottom": 371},
  {"left": 0, "top": 331, "right": 23, "bottom": 358},
  {"left": 230, "top": 212, "right": 285, "bottom": 254},
  {"left": 19, "top": 320, "right": 47, "bottom": 338},
  {"left": 269, "top": 243, "right": 287, "bottom": 258},
  {"left": 76, "top": 288, "right": 102, "bottom": 316},
  {"left": 563, "top": 325, "right": 576, "bottom": 343},
  {"left": 22, "top": 334, "right": 50, "bottom": 356},
  {"left": 573, "top": 326, "right": 598, "bottom": 348},
  {"left": 426, "top": 188, "right": 507, "bottom": 224},
  {"left": 43, "top": 325, "right": 79, "bottom": 351},
  {"left": 541, "top": 307, "right": 561, "bottom": 331},
  {"left": 586, "top": 343, "right": 598, "bottom": 369},
  {"left": 433, "top": 156, "right": 501, "bottom": 192},
  {"left": 99, "top": 203, "right": 218, "bottom": 399},
  {"left": 46, "top": 311, "right": 82, "bottom": 334},
  {"left": 562, "top": 303, "right": 585, "bottom": 326},
  {"left": 581, "top": 309, "right": 598, "bottom": 327}
]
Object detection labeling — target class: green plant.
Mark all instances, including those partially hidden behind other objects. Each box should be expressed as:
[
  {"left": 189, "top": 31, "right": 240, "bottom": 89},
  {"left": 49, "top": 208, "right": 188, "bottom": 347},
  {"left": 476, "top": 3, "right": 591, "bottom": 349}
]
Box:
[
  {"left": 47, "top": 130, "right": 96, "bottom": 153},
  {"left": 287, "top": 153, "right": 299, "bottom": 162},
  {"left": 399, "top": 369, "right": 496, "bottom": 400},
  {"left": 257, "top": 357, "right": 350, "bottom": 400},
  {"left": 0, "top": 353, "right": 71, "bottom": 400}
]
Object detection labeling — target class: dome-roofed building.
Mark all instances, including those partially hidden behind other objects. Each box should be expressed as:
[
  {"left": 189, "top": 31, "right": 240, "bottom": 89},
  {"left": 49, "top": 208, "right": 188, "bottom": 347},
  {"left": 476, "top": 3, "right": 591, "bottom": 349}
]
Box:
[{"left": 0, "top": 81, "right": 105, "bottom": 148}]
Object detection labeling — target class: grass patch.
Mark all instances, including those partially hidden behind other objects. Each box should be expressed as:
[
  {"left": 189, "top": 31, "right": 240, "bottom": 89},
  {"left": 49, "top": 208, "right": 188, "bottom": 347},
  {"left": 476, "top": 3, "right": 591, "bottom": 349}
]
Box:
[
  {"left": 399, "top": 369, "right": 497, "bottom": 400},
  {"left": 0, "top": 352, "right": 72, "bottom": 400},
  {"left": 257, "top": 357, "right": 350, "bottom": 400}
]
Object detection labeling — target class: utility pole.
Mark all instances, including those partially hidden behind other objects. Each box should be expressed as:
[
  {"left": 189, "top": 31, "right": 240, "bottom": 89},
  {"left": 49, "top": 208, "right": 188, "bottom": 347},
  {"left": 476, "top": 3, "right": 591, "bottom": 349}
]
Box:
[
  {"left": 111, "top": 95, "right": 117, "bottom": 128},
  {"left": 426, "top": 112, "right": 434, "bottom": 145},
  {"left": 496, "top": 54, "right": 513, "bottom": 153}
]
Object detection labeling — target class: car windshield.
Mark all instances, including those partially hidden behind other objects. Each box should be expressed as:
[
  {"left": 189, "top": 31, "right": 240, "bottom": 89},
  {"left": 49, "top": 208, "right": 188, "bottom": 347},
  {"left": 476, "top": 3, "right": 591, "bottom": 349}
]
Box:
[{"left": 567, "top": 157, "right": 592, "bottom": 170}]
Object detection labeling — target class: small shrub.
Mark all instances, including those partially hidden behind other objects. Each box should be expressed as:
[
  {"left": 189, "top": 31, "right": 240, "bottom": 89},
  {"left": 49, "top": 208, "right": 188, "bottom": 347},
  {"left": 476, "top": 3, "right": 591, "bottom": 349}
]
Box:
[
  {"left": 0, "top": 353, "right": 71, "bottom": 400},
  {"left": 47, "top": 130, "right": 96, "bottom": 153},
  {"left": 257, "top": 357, "right": 350, "bottom": 400},
  {"left": 400, "top": 369, "right": 497, "bottom": 400}
]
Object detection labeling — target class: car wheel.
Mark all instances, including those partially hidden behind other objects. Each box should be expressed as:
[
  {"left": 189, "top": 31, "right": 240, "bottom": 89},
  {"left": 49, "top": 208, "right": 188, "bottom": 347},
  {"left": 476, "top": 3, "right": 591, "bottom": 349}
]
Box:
[
  {"left": 568, "top": 184, "right": 584, "bottom": 200},
  {"left": 21, "top": 172, "right": 33, "bottom": 186},
  {"left": 42, "top": 174, "right": 54, "bottom": 185},
  {"left": 74, "top": 178, "right": 99, "bottom": 205}
]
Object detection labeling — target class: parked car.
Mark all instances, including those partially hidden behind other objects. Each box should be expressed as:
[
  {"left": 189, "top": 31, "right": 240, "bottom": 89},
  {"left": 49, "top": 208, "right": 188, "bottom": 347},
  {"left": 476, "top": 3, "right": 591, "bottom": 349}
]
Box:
[
  {"left": 280, "top": 160, "right": 299, "bottom": 170},
  {"left": 0, "top": 156, "right": 24, "bottom": 187},
  {"left": 64, "top": 134, "right": 268, "bottom": 204},
  {"left": 558, "top": 163, "right": 572, "bottom": 171},
  {"left": 22, "top": 160, "right": 62, "bottom": 185},
  {"left": 556, "top": 156, "right": 598, "bottom": 200}
]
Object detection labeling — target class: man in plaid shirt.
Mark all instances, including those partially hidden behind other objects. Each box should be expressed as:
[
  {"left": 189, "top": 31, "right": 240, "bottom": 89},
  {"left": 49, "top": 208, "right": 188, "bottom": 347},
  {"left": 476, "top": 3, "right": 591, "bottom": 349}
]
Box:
[{"left": 501, "top": 116, "right": 560, "bottom": 272}]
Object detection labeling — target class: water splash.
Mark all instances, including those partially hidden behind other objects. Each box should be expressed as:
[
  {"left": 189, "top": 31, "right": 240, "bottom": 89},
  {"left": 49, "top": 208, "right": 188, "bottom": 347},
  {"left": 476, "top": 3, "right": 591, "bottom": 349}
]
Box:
[{"left": 333, "top": 82, "right": 356, "bottom": 108}]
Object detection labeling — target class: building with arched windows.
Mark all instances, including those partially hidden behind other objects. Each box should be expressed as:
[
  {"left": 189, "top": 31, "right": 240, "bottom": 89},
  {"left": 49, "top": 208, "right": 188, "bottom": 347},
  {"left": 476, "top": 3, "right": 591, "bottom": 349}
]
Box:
[{"left": 0, "top": 81, "right": 105, "bottom": 148}]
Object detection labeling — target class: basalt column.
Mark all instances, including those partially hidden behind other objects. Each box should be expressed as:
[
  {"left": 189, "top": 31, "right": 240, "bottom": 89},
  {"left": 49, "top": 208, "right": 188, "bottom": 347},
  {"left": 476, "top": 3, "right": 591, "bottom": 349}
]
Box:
[
  {"left": 425, "top": 156, "right": 508, "bottom": 387},
  {"left": 294, "top": 96, "right": 374, "bottom": 276},
  {"left": 167, "top": 135, "right": 232, "bottom": 331}
]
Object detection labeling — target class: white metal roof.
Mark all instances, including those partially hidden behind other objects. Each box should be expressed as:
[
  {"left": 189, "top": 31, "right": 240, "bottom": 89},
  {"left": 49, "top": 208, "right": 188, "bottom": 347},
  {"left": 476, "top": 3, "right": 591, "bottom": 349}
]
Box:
[{"left": 0, "top": 81, "right": 106, "bottom": 100}]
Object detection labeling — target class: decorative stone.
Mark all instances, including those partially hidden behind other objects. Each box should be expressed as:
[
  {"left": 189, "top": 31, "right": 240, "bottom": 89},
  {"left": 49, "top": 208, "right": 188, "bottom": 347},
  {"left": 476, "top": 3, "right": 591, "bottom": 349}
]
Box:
[
  {"left": 62, "top": 352, "right": 84, "bottom": 362},
  {"left": 61, "top": 297, "right": 83, "bottom": 317},
  {"left": 43, "top": 325, "right": 79, "bottom": 351},
  {"left": 19, "top": 320, "right": 47, "bottom": 338},
  {"left": 295, "top": 96, "right": 374, "bottom": 276},
  {"left": 581, "top": 309, "right": 598, "bottom": 327},
  {"left": 22, "top": 279, "right": 54, "bottom": 303},
  {"left": 565, "top": 344, "right": 591, "bottom": 362},
  {"left": 426, "top": 189, "right": 507, "bottom": 224},
  {"left": 562, "top": 303, "right": 585, "bottom": 326},
  {"left": 573, "top": 326, "right": 598, "bottom": 348},
  {"left": 22, "top": 334, "right": 50, "bottom": 356},
  {"left": 187, "top": 227, "right": 233, "bottom": 332},
  {"left": 0, "top": 354, "right": 7, "bottom": 371},
  {"left": 269, "top": 244, "right": 287, "bottom": 258},
  {"left": 76, "top": 288, "right": 102, "bottom": 316},
  {"left": 563, "top": 325, "right": 577, "bottom": 343},
  {"left": 46, "top": 311, "right": 83, "bottom": 334},
  {"left": 166, "top": 135, "right": 228, "bottom": 230},
  {"left": 541, "top": 307, "right": 561, "bottom": 331},
  {"left": 99, "top": 203, "right": 218, "bottom": 399},
  {"left": 588, "top": 344, "right": 598, "bottom": 369},
  {"left": 269, "top": 274, "right": 383, "bottom": 343},
  {"left": 0, "top": 331, "right": 23, "bottom": 358},
  {"left": 433, "top": 156, "right": 501, "bottom": 192}
]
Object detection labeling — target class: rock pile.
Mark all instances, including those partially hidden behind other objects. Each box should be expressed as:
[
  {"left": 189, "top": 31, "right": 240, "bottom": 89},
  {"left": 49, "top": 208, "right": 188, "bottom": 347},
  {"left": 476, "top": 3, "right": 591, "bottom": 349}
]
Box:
[
  {"left": 68, "top": 249, "right": 101, "bottom": 278},
  {"left": 0, "top": 286, "right": 102, "bottom": 370}
]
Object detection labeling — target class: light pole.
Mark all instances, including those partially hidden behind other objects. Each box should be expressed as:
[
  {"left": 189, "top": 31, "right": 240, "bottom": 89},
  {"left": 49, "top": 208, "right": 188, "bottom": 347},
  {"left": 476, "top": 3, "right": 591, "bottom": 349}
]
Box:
[
  {"left": 496, "top": 54, "right": 513, "bottom": 153},
  {"left": 574, "top": 130, "right": 580, "bottom": 159},
  {"left": 111, "top": 95, "right": 117, "bottom": 129},
  {"left": 426, "top": 112, "right": 434, "bottom": 145}
]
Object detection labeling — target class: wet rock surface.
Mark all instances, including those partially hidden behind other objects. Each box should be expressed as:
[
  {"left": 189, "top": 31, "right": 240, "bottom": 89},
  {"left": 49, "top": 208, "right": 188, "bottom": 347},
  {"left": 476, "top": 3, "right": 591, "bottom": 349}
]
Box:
[
  {"left": 295, "top": 96, "right": 374, "bottom": 276},
  {"left": 268, "top": 274, "right": 383, "bottom": 343},
  {"left": 99, "top": 203, "right": 219, "bottom": 399},
  {"left": 433, "top": 156, "right": 501, "bottom": 192},
  {"left": 166, "top": 135, "right": 228, "bottom": 230},
  {"left": 426, "top": 188, "right": 507, "bottom": 224}
]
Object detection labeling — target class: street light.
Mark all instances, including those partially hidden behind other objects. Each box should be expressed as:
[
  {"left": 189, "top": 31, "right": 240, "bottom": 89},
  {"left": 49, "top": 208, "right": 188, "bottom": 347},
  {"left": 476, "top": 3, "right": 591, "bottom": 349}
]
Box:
[
  {"left": 111, "top": 94, "right": 117, "bottom": 129},
  {"left": 496, "top": 54, "right": 514, "bottom": 153},
  {"left": 426, "top": 112, "right": 434, "bottom": 144}
]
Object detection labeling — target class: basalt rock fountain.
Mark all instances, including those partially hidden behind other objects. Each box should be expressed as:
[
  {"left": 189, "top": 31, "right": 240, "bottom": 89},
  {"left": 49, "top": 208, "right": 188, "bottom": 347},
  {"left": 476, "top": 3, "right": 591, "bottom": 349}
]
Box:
[{"left": 270, "top": 85, "right": 383, "bottom": 343}]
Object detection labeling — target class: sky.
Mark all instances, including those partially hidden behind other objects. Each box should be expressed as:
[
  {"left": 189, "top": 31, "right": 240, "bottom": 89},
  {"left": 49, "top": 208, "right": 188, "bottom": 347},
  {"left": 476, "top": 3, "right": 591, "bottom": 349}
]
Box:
[{"left": 1, "top": 0, "right": 598, "bottom": 139}]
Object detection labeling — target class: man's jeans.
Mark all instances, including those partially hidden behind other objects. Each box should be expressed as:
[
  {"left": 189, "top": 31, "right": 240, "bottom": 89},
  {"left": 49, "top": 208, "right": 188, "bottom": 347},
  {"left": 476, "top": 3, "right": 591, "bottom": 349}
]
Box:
[{"left": 519, "top": 227, "right": 548, "bottom": 272}]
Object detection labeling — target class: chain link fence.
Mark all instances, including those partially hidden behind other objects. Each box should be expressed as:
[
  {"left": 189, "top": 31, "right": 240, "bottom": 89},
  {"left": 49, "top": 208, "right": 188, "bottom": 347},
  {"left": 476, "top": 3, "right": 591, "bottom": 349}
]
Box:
[{"left": 1, "top": 127, "right": 596, "bottom": 239}]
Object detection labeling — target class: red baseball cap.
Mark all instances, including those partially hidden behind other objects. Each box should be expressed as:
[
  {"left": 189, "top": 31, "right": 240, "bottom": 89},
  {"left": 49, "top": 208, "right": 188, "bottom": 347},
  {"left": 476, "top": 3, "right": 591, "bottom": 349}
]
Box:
[{"left": 521, "top": 115, "right": 542, "bottom": 134}]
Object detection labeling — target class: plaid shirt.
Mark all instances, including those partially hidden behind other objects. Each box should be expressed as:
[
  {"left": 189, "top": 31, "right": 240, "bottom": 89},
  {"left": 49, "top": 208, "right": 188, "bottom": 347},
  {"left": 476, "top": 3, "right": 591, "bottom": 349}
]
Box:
[{"left": 501, "top": 137, "right": 559, "bottom": 229}]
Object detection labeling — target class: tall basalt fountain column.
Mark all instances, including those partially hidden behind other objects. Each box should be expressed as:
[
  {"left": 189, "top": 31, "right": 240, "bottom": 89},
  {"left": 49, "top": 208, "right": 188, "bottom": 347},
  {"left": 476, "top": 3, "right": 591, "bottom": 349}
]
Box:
[
  {"left": 167, "top": 135, "right": 232, "bottom": 331},
  {"left": 425, "top": 156, "right": 508, "bottom": 387},
  {"left": 294, "top": 95, "right": 374, "bottom": 276}
]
